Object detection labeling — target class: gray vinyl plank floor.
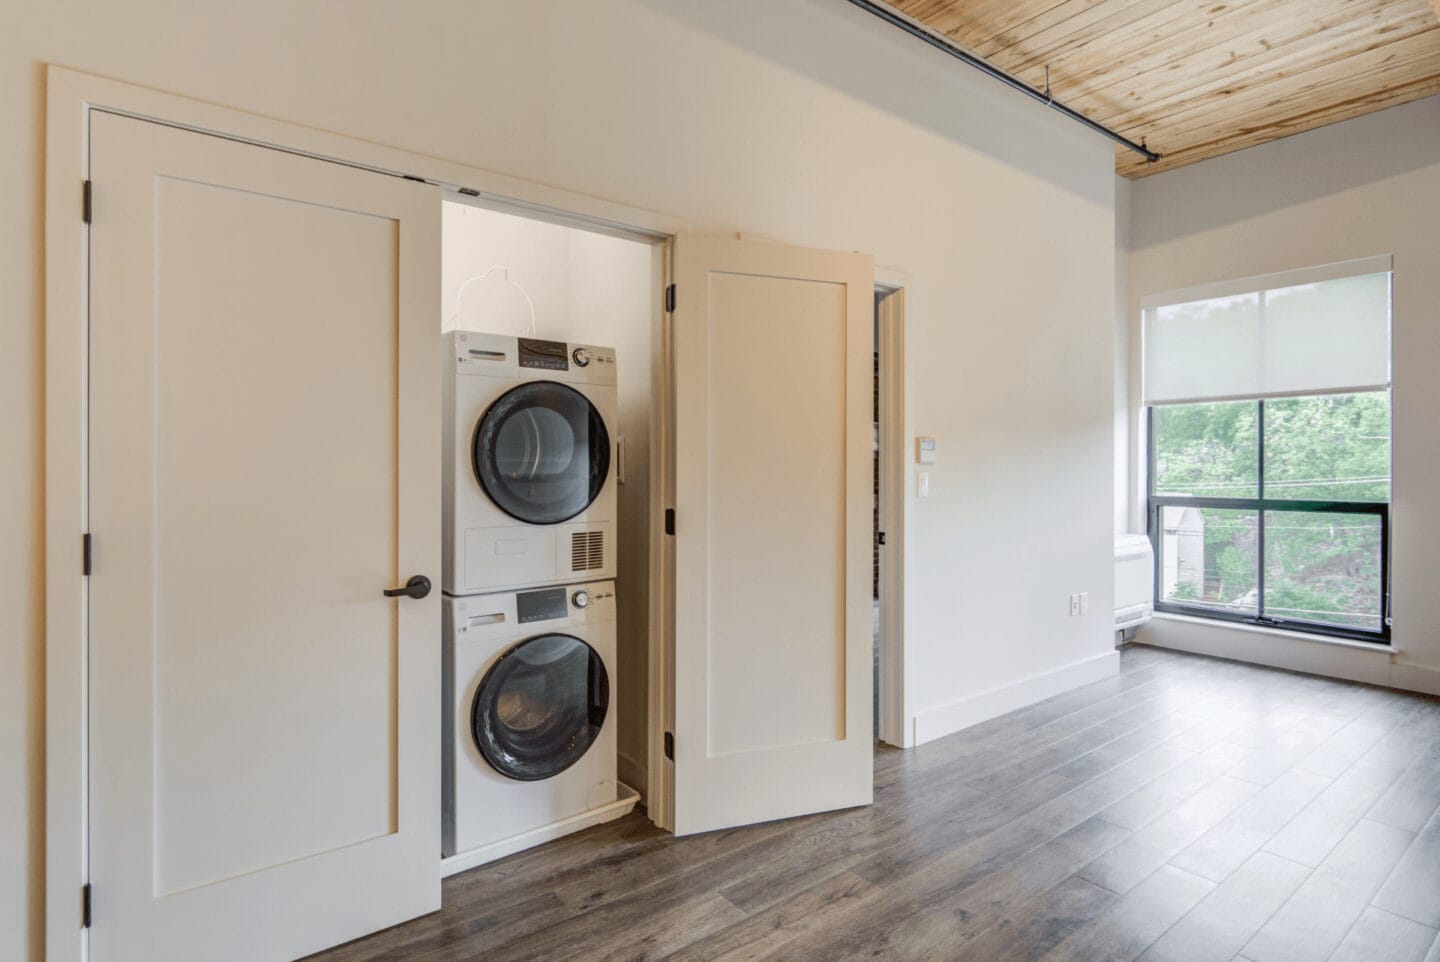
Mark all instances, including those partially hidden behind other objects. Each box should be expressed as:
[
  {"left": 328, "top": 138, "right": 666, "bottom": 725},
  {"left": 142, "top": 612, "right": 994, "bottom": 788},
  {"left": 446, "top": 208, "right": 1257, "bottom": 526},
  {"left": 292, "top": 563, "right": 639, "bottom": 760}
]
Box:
[{"left": 307, "top": 644, "right": 1440, "bottom": 962}]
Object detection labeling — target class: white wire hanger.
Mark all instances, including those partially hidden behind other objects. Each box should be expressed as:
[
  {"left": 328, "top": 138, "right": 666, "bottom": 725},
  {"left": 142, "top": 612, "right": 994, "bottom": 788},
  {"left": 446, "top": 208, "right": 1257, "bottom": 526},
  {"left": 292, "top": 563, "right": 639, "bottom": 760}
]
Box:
[{"left": 451, "top": 266, "right": 537, "bottom": 336}]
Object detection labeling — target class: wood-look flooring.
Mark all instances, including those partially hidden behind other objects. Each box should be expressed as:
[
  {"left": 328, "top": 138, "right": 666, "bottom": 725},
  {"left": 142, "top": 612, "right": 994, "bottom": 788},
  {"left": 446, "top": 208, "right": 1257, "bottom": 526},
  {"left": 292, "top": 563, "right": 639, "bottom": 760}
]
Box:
[{"left": 309, "top": 644, "right": 1440, "bottom": 962}]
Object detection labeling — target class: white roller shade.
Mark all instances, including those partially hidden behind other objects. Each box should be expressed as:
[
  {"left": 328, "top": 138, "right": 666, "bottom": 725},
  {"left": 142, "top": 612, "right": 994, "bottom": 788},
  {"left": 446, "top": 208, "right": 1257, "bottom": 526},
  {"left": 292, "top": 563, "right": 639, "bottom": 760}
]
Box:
[{"left": 1143, "top": 257, "right": 1391, "bottom": 405}]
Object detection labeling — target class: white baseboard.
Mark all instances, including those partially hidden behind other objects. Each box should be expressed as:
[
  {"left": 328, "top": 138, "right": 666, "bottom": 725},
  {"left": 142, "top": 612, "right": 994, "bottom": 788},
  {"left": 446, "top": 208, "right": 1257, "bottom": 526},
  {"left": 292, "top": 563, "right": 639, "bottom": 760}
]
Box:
[
  {"left": 1137, "top": 614, "right": 1395, "bottom": 687},
  {"left": 617, "top": 751, "right": 647, "bottom": 806},
  {"left": 1136, "top": 614, "right": 1440, "bottom": 697},
  {"left": 1391, "top": 661, "right": 1440, "bottom": 697},
  {"left": 911, "top": 650, "right": 1120, "bottom": 746},
  {"left": 440, "top": 783, "right": 640, "bottom": 878}
]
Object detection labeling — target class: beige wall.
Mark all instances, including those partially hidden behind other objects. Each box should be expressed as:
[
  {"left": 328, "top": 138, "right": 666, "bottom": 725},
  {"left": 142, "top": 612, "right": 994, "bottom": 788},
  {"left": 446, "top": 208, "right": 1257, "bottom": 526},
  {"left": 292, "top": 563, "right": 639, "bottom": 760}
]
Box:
[
  {"left": 2, "top": 3, "right": 1118, "bottom": 958},
  {"left": 1127, "top": 94, "right": 1440, "bottom": 694}
]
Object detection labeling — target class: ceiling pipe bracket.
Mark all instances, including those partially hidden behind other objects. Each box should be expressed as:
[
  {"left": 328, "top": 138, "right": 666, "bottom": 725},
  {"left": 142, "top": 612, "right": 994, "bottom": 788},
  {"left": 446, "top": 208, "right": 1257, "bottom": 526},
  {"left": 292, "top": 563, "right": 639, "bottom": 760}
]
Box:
[{"left": 843, "top": 0, "right": 1160, "bottom": 163}]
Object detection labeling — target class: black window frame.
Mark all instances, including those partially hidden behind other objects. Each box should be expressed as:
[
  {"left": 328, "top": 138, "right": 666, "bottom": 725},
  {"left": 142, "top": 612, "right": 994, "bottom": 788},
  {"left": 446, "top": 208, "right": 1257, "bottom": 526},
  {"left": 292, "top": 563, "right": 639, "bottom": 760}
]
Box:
[{"left": 1147, "top": 398, "right": 1391, "bottom": 645}]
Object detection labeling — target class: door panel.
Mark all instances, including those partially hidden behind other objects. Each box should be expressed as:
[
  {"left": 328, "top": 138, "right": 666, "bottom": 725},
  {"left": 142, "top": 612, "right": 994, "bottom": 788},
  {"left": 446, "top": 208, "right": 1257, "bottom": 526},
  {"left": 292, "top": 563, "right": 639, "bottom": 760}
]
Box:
[
  {"left": 672, "top": 235, "right": 874, "bottom": 835},
  {"left": 88, "top": 111, "right": 440, "bottom": 961}
]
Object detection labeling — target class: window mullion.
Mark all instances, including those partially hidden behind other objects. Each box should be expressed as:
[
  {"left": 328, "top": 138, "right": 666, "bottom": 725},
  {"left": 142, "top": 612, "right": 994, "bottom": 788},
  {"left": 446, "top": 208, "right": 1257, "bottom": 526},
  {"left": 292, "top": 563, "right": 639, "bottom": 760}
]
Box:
[{"left": 1257, "top": 399, "right": 1266, "bottom": 621}]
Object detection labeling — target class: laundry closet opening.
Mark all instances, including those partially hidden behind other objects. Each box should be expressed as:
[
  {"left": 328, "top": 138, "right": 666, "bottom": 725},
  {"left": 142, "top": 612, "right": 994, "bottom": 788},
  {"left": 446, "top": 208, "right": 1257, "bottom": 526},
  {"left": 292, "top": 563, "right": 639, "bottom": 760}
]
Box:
[
  {"left": 439, "top": 199, "right": 664, "bottom": 874},
  {"left": 873, "top": 282, "right": 905, "bottom": 749}
]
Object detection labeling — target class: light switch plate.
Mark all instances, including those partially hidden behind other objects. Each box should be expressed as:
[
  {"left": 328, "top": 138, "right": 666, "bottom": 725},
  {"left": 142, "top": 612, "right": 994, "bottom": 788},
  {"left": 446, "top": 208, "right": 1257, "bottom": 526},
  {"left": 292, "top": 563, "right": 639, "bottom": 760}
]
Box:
[{"left": 917, "top": 471, "right": 930, "bottom": 498}]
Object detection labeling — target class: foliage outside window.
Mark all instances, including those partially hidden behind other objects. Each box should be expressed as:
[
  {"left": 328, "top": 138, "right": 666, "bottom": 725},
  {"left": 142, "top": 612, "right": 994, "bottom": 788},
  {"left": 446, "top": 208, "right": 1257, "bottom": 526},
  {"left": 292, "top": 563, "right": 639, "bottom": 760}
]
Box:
[
  {"left": 1149, "top": 392, "right": 1389, "bottom": 640},
  {"left": 1143, "top": 261, "right": 1392, "bottom": 644}
]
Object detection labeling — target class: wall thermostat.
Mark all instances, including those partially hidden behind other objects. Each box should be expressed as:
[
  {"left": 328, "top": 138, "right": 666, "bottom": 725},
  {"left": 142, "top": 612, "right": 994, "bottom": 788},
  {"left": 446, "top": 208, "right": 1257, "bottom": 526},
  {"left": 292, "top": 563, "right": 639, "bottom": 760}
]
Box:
[{"left": 916, "top": 437, "right": 937, "bottom": 464}]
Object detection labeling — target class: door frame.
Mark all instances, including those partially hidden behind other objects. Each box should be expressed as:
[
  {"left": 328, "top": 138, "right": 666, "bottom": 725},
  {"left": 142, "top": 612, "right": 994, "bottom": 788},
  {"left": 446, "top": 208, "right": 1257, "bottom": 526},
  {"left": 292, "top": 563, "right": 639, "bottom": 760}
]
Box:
[
  {"left": 45, "top": 65, "right": 685, "bottom": 962},
  {"left": 875, "top": 271, "right": 911, "bottom": 748}
]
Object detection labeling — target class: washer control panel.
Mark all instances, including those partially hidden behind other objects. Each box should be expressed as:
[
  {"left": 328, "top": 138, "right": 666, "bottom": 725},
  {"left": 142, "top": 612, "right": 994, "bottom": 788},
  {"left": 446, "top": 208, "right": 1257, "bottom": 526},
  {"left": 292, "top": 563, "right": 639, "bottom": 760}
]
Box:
[
  {"left": 516, "top": 586, "right": 568, "bottom": 623},
  {"left": 452, "top": 581, "right": 616, "bottom": 637}
]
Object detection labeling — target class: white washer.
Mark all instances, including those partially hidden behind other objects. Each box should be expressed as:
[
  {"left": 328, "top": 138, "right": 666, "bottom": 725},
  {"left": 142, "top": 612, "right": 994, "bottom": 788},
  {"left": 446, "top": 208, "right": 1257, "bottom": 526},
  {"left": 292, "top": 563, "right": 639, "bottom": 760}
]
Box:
[
  {"left": 443, "top": 331, "right": 618, "bottom": 595},
  {"left": 442, "top": 582, "right": 620, "bottom": 864}
]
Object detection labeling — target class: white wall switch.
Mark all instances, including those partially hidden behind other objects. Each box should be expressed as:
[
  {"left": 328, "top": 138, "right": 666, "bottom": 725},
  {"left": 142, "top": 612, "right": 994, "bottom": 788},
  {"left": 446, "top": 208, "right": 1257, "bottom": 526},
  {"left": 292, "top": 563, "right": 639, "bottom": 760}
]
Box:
[
  {"left": 1069, "top": 593, "right": 1081, "bottom": 616},
  {"left": 1079, "top": 592, "right": 1089, "bottom": 615},
  {"left": 916, "top": 437, "right": 936, "bottom": 464},
  {"left": 917, "top": 471, "right": 930, "bottom": 498}
]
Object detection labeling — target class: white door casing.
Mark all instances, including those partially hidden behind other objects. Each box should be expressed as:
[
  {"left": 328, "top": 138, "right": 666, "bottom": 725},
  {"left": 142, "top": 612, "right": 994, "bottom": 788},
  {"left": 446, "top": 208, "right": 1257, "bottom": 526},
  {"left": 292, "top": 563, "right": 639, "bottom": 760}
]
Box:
[
  {"left": 671, "top": 235, "right": 875, "bottom": 835},
  {"left": 86, "top": 111, "right": 440, "bottom": 961}
]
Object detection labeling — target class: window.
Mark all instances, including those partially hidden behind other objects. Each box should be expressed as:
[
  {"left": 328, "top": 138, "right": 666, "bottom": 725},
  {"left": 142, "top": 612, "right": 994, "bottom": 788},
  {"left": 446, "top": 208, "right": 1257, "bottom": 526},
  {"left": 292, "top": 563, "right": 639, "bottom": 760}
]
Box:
[{"left": 1143, "top": 259, "right": 1392, "bottom": 643}]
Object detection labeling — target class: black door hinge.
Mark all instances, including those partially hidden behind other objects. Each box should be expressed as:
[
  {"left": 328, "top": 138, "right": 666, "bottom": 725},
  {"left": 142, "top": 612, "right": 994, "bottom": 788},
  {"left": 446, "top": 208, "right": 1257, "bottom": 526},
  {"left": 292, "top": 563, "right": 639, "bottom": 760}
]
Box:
[
  {"left": 82, "top": 180, "right": 92, "bottom": 224},
  {"left": 664, "top": 731, "right": 674, "bottom": 761},
  {"left": 82, "top": 533, "right": 92, "bottom": 576},
  {"left": 665, "top": 284, "right": 676, "bottom": 313},
  {"left": 81, "top": 883, "right": 92, "bottom": 929},
  {"left": 877, "top": 531, "right": 886, "bottom": 546},
  {"left": 664, "top": 509, "right": 675, "bottom": 536}
]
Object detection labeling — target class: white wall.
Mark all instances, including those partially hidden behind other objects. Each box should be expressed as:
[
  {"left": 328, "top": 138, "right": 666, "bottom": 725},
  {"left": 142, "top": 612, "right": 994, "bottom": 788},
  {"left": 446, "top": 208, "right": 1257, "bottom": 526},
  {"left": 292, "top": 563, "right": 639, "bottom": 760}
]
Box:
[
  {"left": 441, "top": 202, "right": 655, "bottom": 792},
  {"left": 1114, "top": 175, "right": 1134, "bottom": 534},
  {"left": 1126, "top": 94, "right": 1440, "bottom": 695},
  {"left": 2, "top": 3, "right": 1118, "bottom": 957}
]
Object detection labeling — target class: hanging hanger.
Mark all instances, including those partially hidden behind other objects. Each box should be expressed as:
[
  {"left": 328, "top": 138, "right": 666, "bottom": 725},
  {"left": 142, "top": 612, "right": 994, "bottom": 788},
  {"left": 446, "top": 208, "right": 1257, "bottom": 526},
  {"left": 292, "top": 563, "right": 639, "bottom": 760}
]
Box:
[{"left": 452, "top": 266, "right": 537, "bottom": 336}]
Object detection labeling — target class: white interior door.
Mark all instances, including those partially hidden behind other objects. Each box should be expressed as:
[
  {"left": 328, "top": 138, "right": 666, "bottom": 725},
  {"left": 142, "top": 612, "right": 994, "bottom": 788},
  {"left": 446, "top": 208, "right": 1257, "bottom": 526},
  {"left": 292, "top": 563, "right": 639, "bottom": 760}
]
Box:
[
  {"left": 671, "top": 235, "right": 874, "bottom": 835},
  {"left": 86, "top": 111, "right": 441, "bottom": 962}
]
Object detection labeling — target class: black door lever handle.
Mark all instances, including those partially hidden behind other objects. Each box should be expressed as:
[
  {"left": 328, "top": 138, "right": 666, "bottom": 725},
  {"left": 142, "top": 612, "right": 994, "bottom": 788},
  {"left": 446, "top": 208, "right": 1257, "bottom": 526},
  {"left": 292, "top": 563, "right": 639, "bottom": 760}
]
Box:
[{"left": 383, "top": 575, "right": 432, "bottom": 600}]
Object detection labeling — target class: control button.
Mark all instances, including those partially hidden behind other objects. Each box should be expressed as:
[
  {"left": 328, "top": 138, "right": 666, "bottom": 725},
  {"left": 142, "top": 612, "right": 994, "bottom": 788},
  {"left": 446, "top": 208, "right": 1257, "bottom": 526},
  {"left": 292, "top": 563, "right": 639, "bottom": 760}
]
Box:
[
  {"left": 571, "top": 590, "right": 590, "bottom": 609},
  {"left": 572, "top": 348, "right": 591, "bottom": 367}
]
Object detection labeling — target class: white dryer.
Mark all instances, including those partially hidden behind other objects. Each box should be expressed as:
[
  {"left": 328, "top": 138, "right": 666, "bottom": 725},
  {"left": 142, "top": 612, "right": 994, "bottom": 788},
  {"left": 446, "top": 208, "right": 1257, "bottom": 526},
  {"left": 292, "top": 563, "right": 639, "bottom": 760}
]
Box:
[
  {"left": 443, "top": 331, "right": 617, "bottom": 595},
  {"left": 442, "top": 582, "right": 620, "bottom": 865}
]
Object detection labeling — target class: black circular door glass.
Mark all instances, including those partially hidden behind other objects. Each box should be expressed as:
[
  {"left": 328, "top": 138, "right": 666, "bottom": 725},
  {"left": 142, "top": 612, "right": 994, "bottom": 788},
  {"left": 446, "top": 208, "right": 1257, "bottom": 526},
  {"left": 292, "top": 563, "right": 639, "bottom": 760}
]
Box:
[
  {"left": 472, "top": 633, "right": 610, "bottom": 781},
  {"left": 473, "top": 381, "right": 610, "bottom": 525}
]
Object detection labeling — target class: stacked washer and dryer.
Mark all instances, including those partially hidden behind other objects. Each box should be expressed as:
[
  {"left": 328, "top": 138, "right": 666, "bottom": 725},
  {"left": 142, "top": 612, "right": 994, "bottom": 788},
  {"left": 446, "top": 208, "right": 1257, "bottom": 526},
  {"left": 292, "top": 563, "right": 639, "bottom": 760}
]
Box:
[{"left": 441, "top": 330, "right": 634, "bottom": 872}]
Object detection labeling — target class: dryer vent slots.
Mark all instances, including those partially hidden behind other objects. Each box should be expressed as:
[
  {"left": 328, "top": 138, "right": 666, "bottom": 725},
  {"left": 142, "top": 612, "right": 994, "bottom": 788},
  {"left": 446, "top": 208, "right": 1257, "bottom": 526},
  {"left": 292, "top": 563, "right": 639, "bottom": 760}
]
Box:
[{"left": 571, "top": 530, "right": 605, "bottom": 573}]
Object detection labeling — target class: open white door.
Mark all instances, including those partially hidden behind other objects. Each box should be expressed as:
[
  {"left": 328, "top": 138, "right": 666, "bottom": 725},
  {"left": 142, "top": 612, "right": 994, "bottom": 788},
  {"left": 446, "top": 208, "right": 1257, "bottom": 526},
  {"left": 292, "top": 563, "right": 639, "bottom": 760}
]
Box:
[
  {"left": 671, "top": 235, "right": 875, "bottom": 835},
  {"left": 86, "top": 112, "right": 440, "bottom": 962}
]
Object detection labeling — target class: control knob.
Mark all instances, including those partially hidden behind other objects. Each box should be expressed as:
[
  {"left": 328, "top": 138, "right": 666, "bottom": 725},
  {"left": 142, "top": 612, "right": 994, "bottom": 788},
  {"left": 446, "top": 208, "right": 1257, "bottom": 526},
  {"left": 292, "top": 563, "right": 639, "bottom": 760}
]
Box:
[
  {"left": 572, "top": 589, "right": 590, "bottom": 609},
  {"left": 572, "top": 348, "right": 591, "bottom": 367}
]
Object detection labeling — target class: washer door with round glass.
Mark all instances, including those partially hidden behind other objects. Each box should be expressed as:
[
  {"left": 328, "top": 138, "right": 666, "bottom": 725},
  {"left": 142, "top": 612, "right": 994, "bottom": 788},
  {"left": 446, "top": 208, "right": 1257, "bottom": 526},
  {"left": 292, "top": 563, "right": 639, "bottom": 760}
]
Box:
[
  {"left": 472, "top": 633, "right": 610, "bottom": 781},
  {"left": 473, "top": 381, "right": 611, "bottom": 525}
]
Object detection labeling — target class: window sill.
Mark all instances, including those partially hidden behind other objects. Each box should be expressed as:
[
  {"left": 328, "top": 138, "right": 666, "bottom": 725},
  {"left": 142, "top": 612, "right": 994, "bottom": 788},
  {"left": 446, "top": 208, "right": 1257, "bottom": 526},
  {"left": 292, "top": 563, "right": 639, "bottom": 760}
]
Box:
[{"left": 1149, "top": 612, "right": 1395, "bottom": 655}]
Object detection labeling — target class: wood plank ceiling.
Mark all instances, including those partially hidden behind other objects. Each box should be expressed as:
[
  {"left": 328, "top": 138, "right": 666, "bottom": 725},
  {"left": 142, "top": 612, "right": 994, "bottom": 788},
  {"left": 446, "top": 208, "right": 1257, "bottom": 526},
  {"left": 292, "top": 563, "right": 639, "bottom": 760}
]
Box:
[{"left": 886, "top": 0, "right": 1440, "bottom": 177}]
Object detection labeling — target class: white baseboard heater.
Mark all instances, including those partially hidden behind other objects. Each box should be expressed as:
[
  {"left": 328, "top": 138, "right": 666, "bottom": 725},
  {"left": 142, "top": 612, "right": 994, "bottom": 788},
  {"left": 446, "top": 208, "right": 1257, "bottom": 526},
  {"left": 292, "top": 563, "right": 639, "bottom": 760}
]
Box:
[{"left": 1115, "top": 534, "right": 1154, "bottom": 631}]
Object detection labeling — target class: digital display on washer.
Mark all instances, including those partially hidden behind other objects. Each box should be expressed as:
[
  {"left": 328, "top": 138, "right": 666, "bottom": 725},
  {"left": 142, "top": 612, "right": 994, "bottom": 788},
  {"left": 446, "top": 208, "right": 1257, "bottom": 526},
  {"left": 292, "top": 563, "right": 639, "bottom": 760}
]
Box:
[
  {"left": 516, "top": 586, "right": 568, "bottom": 623},
  {"left": 517, "top": 337, "right": 569, "bottom": 371}
]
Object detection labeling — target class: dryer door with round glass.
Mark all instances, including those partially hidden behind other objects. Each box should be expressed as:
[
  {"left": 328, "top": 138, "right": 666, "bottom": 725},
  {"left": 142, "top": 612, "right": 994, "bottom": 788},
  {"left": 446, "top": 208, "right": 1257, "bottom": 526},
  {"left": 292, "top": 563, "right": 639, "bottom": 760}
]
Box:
[
  {"left": 472, "top": 381, "right": 611, "bottom": 525},
  {"left": 471, "top": 633, "right": 610, "bottom": 781}
]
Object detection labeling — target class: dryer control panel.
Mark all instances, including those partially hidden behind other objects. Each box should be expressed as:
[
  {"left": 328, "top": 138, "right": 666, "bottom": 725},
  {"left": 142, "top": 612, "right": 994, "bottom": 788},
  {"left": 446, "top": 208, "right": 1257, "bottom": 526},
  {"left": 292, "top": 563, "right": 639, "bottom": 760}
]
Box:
[
  {"left": 517, "top": 337, "right": 570, "bottom": 371},
  {"left": 449, "top": 331, "right": 617, "bottom": 385}
]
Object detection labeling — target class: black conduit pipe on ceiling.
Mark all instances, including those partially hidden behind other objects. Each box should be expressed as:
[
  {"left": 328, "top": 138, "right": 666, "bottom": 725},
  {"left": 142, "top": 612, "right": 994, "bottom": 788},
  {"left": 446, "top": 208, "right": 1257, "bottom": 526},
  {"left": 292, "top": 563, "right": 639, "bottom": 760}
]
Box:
[{"left": 842, "top": 0, "right": 1160, "bottom": 163}]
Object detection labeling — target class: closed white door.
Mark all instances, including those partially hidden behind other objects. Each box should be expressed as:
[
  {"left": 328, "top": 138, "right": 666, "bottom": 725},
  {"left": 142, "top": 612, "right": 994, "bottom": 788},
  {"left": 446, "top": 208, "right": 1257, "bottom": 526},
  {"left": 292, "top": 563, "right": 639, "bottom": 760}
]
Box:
[
  {"left": 86, "top": 111, "right": 441, "bottom": 962},
  {"left": 671, "top": 235, "right": 875, "bottom": 835}
]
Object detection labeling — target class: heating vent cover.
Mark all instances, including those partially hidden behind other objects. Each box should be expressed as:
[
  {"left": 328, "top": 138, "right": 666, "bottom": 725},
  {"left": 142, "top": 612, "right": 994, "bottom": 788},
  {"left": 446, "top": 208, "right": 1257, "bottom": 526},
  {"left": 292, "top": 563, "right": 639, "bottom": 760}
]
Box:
[{"left": 570, "top": 530, "right": 605, "bottom": 572}]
